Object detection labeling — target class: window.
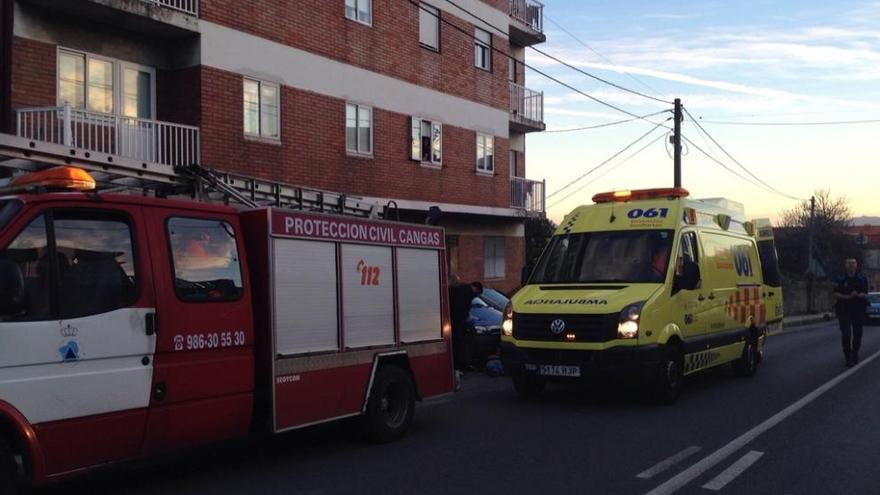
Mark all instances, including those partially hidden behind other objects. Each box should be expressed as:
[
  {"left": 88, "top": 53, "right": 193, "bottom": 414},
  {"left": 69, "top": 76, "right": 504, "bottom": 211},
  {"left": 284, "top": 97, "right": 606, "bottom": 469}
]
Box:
[
  {"left": 167, "top": 217, "right": 244, "bottom": 302},
  {"left": 530, "top": 230, "right": 675, "bottom": 284},
  {"left": 509, "top": 59, "right": 516, "bottom": 82},
  {"left": 475, "top": 28, "right": 491, "bottom": 71},
  {"left": 55, "top": 212, "right": 138, "bottom": 318},
  {"left": 757, "top": 239, "right": 782, "bottom": 287},
  {"left": 57, "top": 49, "right": 155, "bottom": 118},
  {"left": 484, "top": 236, "right": 505, "bottom": 279},
  {"left": 345, "top": 0, "right": 372, "bottom": 24},
  {"left": 419, "top": 3, "right": 440, "bottom": 50},
  {"left": 476, "top": 133, "right": 494, "bottom": 173},
  {"left": 509, "top": 150, "right": 517, "bottom": 177},
  {"left": 346, "top": 103, "right": 373, "bottom": 155},
  {"left": 243, "top": 78, "right": 280, "bottom": 139},
  {"left": 411, "top": 117, "right": 442, "bottom": 164},
  {"left": 0, "top": 210, "right": 139, "bottom": 321},
  {"left": 0, "top": 200, "right": 22, "bottom": 231},
  {"left": 0, "top": 214, "right": 51, "bottom": 321}
]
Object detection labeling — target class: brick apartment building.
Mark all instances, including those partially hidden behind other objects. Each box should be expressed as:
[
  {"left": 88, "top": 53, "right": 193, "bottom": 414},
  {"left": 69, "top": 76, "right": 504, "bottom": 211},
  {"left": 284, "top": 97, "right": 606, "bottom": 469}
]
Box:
[{"left": 0, "top": 0, "right": 548, "bottom": 293}]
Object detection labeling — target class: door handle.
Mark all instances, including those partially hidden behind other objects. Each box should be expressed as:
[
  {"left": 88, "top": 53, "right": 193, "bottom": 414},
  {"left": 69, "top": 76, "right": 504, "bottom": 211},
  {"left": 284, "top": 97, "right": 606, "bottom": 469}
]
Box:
[
  {"left": 768, "top": 291, "right": 775, "bottom": 297},
  {"left": 153, "top": 382, "right": 167, "bottom": 401},
  {"left": 145, "top": 312, "right": 157, "bottom": 336},
  {"left": 697, "top": 295, "right": 705, "bottom": 301},
  {"left": 707, "top": 293, "right": 716, "bottom": 300}
]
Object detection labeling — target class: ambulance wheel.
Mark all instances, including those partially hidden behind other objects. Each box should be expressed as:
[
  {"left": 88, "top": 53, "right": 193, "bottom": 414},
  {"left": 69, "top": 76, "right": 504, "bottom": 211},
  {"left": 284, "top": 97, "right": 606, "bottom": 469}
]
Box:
[
  {"left": 733, "top": 337, "right": 759, "bottom": 378},
  {"left": 512, "top": 373, "right": 546, "bottom": 398},
  {"left": 362, "top": 365, "right": 415, "bottom": 443},
  {"left": 0, "top": 438, "right": 19, "bottom": 495},
  {"left": 653, "top": 345, "right": 683, "bottom": 405}
]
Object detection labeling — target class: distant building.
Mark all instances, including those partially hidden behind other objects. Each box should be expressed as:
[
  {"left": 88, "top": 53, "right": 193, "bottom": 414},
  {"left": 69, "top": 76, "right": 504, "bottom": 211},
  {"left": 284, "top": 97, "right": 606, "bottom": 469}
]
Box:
[{"left": 844, "top": 224, "right": 880, "bottom": 290}]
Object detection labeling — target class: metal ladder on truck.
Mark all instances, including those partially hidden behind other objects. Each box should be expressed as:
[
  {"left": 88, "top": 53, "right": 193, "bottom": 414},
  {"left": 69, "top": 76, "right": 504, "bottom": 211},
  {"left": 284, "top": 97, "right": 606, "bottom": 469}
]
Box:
[{"left": 0, "top": 132, "right": 381, "bottom": 218}]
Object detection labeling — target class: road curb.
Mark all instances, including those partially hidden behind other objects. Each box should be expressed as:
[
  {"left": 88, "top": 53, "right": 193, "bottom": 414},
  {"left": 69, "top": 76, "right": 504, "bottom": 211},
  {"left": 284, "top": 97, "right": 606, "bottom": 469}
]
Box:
[{"left": 768, "top": 313, "right": 835, "bottom": 336}]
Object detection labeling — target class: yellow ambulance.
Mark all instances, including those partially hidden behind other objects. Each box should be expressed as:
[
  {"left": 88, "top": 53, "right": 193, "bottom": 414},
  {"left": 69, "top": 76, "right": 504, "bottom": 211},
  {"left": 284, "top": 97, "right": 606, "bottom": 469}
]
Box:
[{"left": 501, "top": 188, "right": 783, "bottom": 403}]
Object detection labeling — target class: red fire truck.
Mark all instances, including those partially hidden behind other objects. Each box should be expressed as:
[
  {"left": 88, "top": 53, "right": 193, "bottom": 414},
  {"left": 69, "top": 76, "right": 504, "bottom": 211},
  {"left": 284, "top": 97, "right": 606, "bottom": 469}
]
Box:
[{"left": 0, "top": 166, "right": 454, "bottom": 491}]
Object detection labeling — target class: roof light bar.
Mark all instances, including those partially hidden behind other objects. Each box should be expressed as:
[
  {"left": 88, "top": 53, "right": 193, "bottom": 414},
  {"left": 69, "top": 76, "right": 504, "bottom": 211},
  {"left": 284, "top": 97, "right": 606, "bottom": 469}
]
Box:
[
  {"left": 7, "top": 166, "right": 96, "bottom": 192},
  {"left": 593, "top": 187, "right": 689, "bottom": 203}
]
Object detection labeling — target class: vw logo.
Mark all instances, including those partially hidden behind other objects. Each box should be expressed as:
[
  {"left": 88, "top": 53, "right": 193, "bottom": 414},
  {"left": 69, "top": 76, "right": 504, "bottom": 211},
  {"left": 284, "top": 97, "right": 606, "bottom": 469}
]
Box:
[{"left": 549, "top": 319, "right": 566, "bottom": 334}]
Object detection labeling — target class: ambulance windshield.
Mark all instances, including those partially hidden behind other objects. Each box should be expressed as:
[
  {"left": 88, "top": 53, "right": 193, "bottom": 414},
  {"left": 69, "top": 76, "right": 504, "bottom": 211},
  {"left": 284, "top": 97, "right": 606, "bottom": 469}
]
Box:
[{"left": 530, "top": 230, "right": 674, "bottom": 284}]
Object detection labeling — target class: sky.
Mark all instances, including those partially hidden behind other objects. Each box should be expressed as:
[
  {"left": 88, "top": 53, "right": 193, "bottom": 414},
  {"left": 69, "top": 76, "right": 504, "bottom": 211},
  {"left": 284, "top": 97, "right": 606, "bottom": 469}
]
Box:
[{"left": 523, "top": 0, "right": 880, "bottom": 225}]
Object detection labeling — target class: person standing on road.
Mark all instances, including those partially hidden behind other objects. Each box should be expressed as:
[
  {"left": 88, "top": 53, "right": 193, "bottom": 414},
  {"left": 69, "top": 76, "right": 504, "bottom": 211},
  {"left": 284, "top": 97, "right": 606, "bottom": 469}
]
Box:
[
  {"left": 449, "top": 278, "right": 483, "bottom": 371},
  {"left": 832, "top": 258, "right": 870, "bottom": 367}
]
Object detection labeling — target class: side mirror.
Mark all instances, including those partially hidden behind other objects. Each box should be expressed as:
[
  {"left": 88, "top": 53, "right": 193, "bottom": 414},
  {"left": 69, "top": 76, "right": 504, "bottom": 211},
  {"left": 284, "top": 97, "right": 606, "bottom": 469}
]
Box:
[
  {"left": 0, "top": 259, "right": 25, "bottom": 316},
  {"left": 674, "top": 261, "right": 701, "bottom": 293}
]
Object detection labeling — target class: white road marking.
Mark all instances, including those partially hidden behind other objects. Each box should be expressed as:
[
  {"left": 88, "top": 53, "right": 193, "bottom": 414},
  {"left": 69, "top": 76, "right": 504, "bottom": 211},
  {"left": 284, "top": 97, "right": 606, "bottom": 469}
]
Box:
[
  {"left": 636, "top": 446, "right": 702, "bottom": 479},
  {"left": 645, "top": 346, "right": 880, "bottom": 495},
  {"left": 701, "top": 450, "right": 764, "bottom": 491}
]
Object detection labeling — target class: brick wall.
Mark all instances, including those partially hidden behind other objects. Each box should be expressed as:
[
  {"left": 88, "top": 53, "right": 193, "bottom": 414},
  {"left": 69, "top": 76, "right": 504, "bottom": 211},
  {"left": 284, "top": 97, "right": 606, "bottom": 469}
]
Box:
[
  {"left": 450, "top": 233, "right": 524, "bottom": 294},
  {"left": 10, "top": 37, "right": 55, "bottom": 111},
  {"left": 200, "top": 66, "right": 512, "bottom": 209},
  {"left": 200, "top": 0, "right": 510, "bottom": 111}
]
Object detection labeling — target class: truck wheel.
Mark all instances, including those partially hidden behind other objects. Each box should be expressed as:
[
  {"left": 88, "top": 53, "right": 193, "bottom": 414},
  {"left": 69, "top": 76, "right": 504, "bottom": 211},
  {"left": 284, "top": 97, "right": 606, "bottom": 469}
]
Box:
[
  {"left": 653, "top": 345, "right": 683, "bottom": 405},
  {"left": 361, "top": 365, "right": 415, "bottom": 443},
  {"left": 733, "top": 337, "right": 759, "bottom": 378},
  {"left": 0, "top": 438, "right": 19, "bottom": 495},
  {"left": 512, "top": 373, "right": 545, "bottom": 398}
]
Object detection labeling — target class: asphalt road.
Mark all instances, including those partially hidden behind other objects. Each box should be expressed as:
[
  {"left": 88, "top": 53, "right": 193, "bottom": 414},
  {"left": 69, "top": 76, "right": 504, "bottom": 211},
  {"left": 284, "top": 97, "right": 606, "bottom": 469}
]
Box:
[{"left": 39, "top": 320, "right": 880, "bottom": 495}]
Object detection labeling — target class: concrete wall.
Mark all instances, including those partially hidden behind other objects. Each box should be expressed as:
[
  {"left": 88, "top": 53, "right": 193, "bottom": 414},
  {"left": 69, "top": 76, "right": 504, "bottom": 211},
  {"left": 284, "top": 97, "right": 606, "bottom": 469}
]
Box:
[{"left": 782, "top": 276, "right": 836, "bottom": 315}]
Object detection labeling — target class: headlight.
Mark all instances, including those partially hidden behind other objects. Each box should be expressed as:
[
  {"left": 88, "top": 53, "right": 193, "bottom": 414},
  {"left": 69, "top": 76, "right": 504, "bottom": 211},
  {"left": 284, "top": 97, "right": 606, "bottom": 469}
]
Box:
[
  {"left": 617, "top": 301, "right": 645, "bottom": 339},
  {"left": 502, "top": 303, "right": 513, "bottom": 336}
]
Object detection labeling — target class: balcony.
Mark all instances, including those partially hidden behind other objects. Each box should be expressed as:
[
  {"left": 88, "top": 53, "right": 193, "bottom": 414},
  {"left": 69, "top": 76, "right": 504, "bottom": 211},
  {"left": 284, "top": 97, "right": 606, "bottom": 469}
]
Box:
[
  {"left": 509, "top": 82, "right": 546, "bottom": 133},
  {"left": 508, "top": 0, "right": 545, "bottom": 46},
  {"left": 510, "top": 177, "right": 545, "bottom": 214},
  {"left": 22, "top": 0, "right": 199, "bottom": 36},
  {"left": 17, "top": 104, "right": 200, "bottom": 171}
]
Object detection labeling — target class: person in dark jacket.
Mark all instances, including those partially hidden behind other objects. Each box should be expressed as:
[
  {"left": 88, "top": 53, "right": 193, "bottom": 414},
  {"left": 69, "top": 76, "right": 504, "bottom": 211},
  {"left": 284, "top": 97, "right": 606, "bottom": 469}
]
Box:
[
  {"left": 832, "top": 258, "right": 870, "bottom": 367},
  {"left": 449, "top": 277, "right": 483, "bottom": 371}
]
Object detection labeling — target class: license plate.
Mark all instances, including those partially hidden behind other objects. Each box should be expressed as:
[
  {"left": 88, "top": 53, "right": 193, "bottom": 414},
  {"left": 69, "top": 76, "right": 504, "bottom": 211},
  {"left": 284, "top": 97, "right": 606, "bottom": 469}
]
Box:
[{"left": 539, "top": 364, "right": 581, "bottom": 377}]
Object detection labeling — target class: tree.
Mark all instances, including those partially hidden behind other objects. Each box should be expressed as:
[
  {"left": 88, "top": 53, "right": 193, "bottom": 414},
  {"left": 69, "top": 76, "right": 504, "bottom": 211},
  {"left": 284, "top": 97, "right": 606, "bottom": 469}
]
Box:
[
  {"left": 524, "top": 215, "right": 556, "bottom": 268},
  {"left": 776, "top": 189, "right": 860, "bottom": 278}
]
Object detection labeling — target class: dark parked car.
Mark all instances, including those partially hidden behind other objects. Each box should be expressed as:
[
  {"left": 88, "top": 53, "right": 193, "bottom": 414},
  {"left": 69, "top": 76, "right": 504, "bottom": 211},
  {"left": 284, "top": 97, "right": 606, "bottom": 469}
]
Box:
[
  {"left": 467, "top": 288, "right": 510, "bottom": 363},
  {"left": 868, "top": 292, "right": 880, "bottom": 323}
]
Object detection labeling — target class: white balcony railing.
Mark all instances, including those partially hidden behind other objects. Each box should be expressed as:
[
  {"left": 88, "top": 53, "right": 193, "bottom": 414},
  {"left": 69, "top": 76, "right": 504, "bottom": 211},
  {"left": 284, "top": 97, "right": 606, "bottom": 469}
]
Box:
[
  {"left": 17, "top": 104, "right": 200, "bottom": 168},
  {"left": 509, "top": 0, "right": 543, "bottom": 33},
  {"left": 510, "top": 177, "right": 545, "bottom": 213},
  {"left": 142, "top": 0, "right": 199, "bottom": 16},
  {"left": 509, "top": 82, "right": 544, "bottom": 127}
]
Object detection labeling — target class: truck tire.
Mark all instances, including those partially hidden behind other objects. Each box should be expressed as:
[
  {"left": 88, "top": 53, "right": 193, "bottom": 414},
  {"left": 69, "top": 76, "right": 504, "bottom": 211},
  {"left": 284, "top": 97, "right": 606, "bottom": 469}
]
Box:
[
  {"left": 361, "top": 365, "right": 415, "bottom": 444},
  {"left": 512, "top": 373, "right": 546, "bottom": 398},
  {"left": 733, "top": 336, "right": 759, "bottom": 378},
  {"left": 0, "top": 438, "right": 19, "bottom": 495},
  {"left": 653, "top": 345, "right": 683, "bottom": 405}
]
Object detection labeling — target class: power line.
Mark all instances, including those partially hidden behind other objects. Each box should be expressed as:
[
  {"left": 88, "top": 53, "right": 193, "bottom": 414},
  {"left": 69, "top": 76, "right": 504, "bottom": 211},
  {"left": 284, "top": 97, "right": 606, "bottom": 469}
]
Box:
[
  {"left": 548, "top": 131, "right": 668, "bottom": 208},
  {"left": 436, "top": 0, "right": 672, "bottom": 106},
  {"left": 683, "top": 106, "right": 804, "bottom": 201},
  {"left": 543, "top": 14, "right": 668, "bottom": 101},
  {"left": 690, "top": 118, "right": 880, "bottom": 126},
  {"left": 542, "top": 110, "right": 671, "bottom": 133},
  {"left": 680, "top": 135, "right": 766, "bottom": 191},
  {"left": 547, "top": 118, "right": 671, "bottom": 200}
]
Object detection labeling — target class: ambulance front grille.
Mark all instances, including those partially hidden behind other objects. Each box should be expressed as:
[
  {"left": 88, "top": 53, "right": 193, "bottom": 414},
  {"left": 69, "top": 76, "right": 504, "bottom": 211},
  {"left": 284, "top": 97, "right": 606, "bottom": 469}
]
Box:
[{"left": 512, "top": 313, "right": 618, "bottom": 342}]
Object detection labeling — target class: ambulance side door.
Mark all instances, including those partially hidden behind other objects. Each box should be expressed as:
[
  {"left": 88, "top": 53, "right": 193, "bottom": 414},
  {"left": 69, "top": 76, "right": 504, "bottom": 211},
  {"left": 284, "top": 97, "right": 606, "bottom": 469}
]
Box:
[
  {"left": 670, "top": 230, "right": 709, "bottom": 342},
  {"left": 0, "top": 203, "right": 155, "bottom": 475},
  {"left": 140, "top": 208, "right": 254, "bottom": 455}
]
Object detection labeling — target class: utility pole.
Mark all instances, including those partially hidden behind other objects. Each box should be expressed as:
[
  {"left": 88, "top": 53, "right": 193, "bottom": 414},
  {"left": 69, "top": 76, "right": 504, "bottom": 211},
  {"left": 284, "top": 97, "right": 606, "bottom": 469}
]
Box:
[
  {"left": 806, "top": 195, "right": 816, "bottom": 313},
  {"left": 673, "top": 98, "right": 682, "bottom": 188}
]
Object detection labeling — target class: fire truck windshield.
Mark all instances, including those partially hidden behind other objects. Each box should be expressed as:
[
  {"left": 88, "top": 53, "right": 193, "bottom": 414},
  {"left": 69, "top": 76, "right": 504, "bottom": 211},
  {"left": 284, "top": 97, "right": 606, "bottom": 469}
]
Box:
[{"left": 0, "top": 200, "right": 22, "bottom": 231}]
